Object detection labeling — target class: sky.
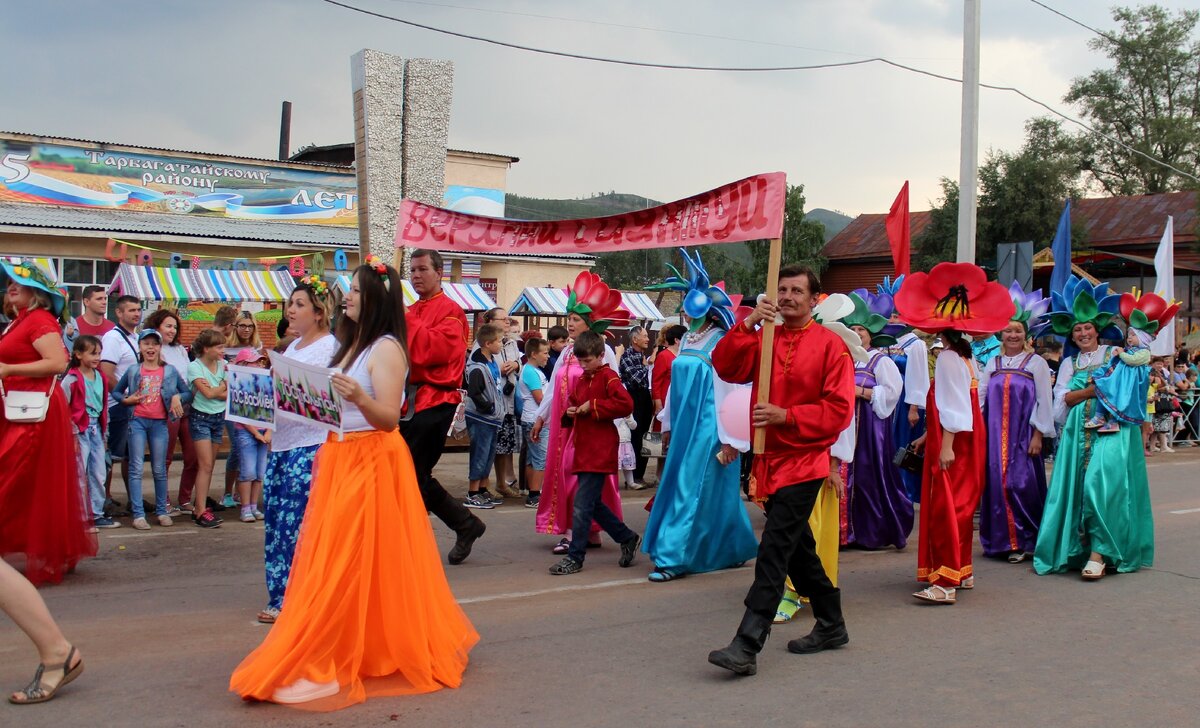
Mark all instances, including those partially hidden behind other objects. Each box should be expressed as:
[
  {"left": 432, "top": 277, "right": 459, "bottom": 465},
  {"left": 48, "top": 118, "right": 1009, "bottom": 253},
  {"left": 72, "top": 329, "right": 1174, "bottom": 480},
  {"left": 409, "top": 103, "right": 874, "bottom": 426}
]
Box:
[{"left": 2, "top": 0, "right": 1194, "bottom": 217}]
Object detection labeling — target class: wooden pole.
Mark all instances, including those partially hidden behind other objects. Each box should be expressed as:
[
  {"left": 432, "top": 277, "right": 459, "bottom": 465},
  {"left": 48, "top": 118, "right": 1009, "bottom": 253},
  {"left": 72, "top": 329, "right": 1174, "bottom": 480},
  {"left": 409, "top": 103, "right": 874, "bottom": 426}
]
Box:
[{"left": 753, "top": 237, "right": 783, "bottom": 454}]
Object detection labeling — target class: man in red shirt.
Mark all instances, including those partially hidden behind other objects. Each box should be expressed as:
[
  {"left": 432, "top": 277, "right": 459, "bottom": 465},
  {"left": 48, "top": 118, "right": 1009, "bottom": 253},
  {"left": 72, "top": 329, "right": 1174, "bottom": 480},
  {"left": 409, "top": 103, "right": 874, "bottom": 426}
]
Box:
[
  {"left": 63, "top": 285, "right": 115, "bottom": 350},
  {"left": 707, "top": 265, "right": 855, "bottom": 676},
  {"left": 401, "top": 249, "right": 486, "bottom": 564}
]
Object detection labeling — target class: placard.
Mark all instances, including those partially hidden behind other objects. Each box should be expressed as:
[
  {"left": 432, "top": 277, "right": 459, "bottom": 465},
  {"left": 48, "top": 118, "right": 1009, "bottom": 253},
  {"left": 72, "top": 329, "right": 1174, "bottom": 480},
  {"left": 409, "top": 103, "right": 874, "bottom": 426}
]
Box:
[
  {"left": 268, "top": 351, "right": 344, "bottom": 433},
  {"left": 225, "top": 364, "right": 275, "bottom": 429}
]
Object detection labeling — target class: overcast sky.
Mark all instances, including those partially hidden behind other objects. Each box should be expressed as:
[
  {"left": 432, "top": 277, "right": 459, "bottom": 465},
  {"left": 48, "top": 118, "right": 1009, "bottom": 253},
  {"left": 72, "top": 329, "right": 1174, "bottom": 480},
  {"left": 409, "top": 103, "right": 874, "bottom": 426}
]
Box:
[{"left": 2, "top": 0, "right": 1193, "bottom": 216}]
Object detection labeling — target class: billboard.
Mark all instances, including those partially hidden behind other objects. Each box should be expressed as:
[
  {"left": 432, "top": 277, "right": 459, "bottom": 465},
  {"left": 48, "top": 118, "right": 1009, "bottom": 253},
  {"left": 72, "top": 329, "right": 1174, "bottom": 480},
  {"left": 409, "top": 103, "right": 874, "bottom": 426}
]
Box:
[{"left": 0, "top": 138, "right": 357, "bottom": 226}]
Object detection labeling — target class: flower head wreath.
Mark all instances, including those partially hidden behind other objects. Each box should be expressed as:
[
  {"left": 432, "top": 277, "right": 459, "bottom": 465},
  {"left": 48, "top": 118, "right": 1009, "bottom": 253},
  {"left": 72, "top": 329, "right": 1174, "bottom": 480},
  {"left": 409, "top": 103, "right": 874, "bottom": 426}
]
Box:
[
  {"left": 647, "top": 248, "right": 737, "bottom": 331},
  {"left": 298, "top": 274, "right": 329, "bottom": 298},
  {"left": 363, "top": 254, "right": 391, "bottom": 291},
  {"left": 565, "top": 271, "right": 630, "bottom": 334}
]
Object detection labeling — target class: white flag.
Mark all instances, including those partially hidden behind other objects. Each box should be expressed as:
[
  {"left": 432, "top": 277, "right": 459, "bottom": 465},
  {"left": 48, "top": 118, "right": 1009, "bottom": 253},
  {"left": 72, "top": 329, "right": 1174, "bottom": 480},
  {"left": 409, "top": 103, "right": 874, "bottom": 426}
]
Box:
[{"left": 1150, "top": 216, "right": 1175, "bottom": 356}]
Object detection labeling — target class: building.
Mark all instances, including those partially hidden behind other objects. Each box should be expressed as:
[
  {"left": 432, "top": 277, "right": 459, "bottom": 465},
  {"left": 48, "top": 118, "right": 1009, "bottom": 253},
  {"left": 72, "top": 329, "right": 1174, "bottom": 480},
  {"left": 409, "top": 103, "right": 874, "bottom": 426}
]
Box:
[{"left": 819, "top": 211, "right": 932, "bottom": 292}]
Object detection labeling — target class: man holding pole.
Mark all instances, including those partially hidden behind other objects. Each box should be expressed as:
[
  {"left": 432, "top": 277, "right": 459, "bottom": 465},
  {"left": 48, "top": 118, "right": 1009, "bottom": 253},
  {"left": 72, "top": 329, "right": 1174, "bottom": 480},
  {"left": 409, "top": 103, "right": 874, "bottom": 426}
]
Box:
[
  {"left": 707, "top": 264, "right": 855, "bottom": 676},
  {"left": 402, "top": 248, "right": 487, "bottom": 565}
]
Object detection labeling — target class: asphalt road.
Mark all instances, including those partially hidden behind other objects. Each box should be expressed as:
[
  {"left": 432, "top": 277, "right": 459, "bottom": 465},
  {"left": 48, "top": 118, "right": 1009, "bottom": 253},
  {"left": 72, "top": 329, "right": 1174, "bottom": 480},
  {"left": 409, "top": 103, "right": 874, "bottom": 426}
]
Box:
[{"left": 3, "top": 451, "right": 1198, "bottom": 727}]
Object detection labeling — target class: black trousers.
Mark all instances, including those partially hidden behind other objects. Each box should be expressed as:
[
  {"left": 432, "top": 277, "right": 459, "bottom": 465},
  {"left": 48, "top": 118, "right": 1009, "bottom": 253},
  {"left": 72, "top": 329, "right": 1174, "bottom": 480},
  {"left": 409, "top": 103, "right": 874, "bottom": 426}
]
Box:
[
  {"left": 743, "top": 478, "right": 837, "bottom": 620},
  {"left": 400, "top": 402, "right": 477, "bottom": 534},
  {"left": 630, "top": 387, "right": 653, "bottom": 480}
]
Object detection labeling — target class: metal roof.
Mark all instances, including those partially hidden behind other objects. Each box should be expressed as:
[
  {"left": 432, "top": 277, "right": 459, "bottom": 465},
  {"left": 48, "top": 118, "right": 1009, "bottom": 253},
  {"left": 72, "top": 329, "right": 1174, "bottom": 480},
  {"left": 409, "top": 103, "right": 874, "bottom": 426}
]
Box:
[
  {"left": 822, "top": 211, "right": 934, "bottom": 260},
  {"left": 0, "top": 203, "right": 358, "bottom": 247},
  {"left": 509, "top": 286, "right": 663, "bottom": 320},
  {"left": 1074, "top": 191, "right": 1197, "bottom": 247}
]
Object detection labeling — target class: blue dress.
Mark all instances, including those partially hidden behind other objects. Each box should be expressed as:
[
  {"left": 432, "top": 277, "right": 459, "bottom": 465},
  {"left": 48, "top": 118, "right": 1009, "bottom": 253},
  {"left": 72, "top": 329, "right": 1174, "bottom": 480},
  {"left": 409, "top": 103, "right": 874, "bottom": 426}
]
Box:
[{"left": 642, "top": 328, "right": 759, "bottom": 575}]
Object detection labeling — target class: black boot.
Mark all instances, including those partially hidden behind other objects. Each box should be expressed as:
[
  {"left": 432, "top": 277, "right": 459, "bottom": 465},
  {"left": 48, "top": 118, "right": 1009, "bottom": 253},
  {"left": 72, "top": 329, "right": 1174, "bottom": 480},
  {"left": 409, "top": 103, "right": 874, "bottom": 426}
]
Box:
[
  {"left": 787, "top": 588, "right": 849, "bottom": 654},
  {"left": 708, "top": 610, "right": 772, "bottom": 676},
  {"left": 447, "top": 517, "right": 486, "bottom": 565}
]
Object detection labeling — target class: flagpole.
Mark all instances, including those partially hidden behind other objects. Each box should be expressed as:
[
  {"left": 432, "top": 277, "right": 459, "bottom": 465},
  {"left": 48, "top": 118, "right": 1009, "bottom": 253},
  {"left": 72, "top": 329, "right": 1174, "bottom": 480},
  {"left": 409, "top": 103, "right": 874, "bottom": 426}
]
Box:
[
  {"left": 956, "top": 0, "right": 981, "bottom": 264},
  {"left": 753, "top": 236, "right": 782, "bottom": 455}
]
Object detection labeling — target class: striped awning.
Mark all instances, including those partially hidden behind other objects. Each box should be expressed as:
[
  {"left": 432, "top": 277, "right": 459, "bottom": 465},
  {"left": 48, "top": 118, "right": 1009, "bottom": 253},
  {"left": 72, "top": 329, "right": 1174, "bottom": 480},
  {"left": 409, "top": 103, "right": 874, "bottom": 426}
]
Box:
[
  {"left": 510, "top": 287, "right": 663, "bottom": 321},
  {"left": 108, "top": 264, "right": 296, "bottom": 302},
  {"left": 332, "top": 277, "right": 495, "bottom": 312}
]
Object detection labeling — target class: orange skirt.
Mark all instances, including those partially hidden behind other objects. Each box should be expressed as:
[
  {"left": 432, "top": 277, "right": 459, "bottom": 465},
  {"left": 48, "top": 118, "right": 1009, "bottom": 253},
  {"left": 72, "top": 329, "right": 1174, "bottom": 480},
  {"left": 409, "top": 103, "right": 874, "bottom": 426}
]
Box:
[{"left": 229, "top": 429, "right": 478, "bottom": 711}]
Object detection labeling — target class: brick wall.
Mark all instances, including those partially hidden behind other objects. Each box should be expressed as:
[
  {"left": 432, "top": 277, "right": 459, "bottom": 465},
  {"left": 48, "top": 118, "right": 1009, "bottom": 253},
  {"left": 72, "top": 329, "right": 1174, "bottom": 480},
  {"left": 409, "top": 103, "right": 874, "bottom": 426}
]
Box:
[{"left": 178, "top": 320, "right": 278, "bottom": 351}]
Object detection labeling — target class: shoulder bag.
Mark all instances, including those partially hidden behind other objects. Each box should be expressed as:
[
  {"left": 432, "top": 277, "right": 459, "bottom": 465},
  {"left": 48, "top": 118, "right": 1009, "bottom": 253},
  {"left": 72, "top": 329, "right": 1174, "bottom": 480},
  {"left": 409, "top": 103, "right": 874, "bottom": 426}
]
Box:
[{"left": 0, "top": 376, "right": 58, "bottom": 424}]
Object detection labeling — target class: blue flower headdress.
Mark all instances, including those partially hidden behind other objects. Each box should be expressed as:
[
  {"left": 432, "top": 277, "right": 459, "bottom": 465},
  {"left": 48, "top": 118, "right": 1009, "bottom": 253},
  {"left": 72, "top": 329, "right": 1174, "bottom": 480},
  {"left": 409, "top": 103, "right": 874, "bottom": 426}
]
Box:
[
  {"left": 647, "top": 248, "right": 736, "bottom": 331},
  {"left": 1044, "top": 275, "right": 1122, "bottom": 355}
]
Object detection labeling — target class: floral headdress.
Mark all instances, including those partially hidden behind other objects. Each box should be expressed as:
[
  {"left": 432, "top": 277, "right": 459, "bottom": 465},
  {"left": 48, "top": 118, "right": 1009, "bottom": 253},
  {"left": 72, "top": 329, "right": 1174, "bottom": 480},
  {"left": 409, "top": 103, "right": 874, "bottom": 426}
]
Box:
[
  {"left": 812, "top": 293, "right": 869, "bottom": 363},
  {"left": 894, "top": 262, "right": 1014, "bottom": 336},
  {"left": 874, "top": 275, "right": 913, "bottom": 340},
  {"left": 1006, "top": 281, "right": 1051, "bottom": 338},
  {"left": 842, "top": 291, "right": 897, "bottom": 348},
  {"left": 0, "top": 257, "right": 68, "bottom": 321},
  {"left": 1119, "top": 289, "right": 1179, "bottom": 346},
  {"left": 647, "top": 248, "right": 737, "bottom": 331},
  {"left": 565, "top": 271, "right": 630, "bottom": 334},
  {"left": 1045, "top": 275, "right": 1121, "bottom": 353},
  {"left": 298, "top": 274, "right": 330, "bottom": 298},
  {"left": 364, "top": 254, "right": 391, "bottom": 291}
]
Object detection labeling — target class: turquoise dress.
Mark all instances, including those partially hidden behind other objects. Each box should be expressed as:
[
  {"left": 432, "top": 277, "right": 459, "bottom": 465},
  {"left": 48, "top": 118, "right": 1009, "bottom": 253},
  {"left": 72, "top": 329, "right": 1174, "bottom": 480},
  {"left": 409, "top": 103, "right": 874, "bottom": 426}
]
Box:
[
  {"left": 1034, "top": 348, "right": 1154, "bottom": 574},
  {"left": 642, "top": 328, "right": 759, "bottom": 575}
]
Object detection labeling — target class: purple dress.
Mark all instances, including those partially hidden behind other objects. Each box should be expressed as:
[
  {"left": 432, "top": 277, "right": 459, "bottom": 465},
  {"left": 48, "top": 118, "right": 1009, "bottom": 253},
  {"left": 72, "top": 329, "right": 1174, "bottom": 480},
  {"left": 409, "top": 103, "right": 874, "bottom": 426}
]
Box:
[
  {"left": 980, "top": 353, "right": 1047, "bottom": 556},
  {"left": 845, "top": 352, "right": 914, "bottom": 549}
]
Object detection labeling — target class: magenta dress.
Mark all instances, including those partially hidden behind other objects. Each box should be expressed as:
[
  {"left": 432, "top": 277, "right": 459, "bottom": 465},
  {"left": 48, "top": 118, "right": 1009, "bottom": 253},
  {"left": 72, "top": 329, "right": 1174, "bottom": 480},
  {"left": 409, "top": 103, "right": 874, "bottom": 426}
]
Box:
[{"left": 536, "top": 345, "right": 623, "bottom": 535}]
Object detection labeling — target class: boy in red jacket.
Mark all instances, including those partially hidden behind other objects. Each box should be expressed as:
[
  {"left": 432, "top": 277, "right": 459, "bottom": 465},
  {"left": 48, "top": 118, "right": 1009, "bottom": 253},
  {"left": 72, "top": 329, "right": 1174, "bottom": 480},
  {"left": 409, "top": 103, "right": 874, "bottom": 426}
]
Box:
[{"left": 549, "top": 331, "right": 642, "bottom": 575}]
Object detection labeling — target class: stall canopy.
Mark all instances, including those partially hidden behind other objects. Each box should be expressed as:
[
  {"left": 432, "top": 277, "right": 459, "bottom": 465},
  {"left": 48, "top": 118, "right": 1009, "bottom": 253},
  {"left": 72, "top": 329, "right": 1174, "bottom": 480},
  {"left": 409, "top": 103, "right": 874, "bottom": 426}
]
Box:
[
  {"left": 510, "top": 287, "right": 664, "bottom": 322},
  {"left": 108, "top": 263, "right": 296, "bottom": 302},
  {"left": 332, "top": 276, "right": 496, "bottom": 312}
]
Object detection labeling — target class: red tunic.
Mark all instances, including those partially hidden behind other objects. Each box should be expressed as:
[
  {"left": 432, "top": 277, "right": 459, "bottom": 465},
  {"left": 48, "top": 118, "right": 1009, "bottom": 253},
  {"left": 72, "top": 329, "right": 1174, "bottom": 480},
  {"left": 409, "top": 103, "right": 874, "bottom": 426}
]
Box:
[
  {"left": 405, "top": 290, "right": 469, "bottom": 413},
  {"left": 650, "top": 348, "right": 675, "bottom": 433},
  {"left": 712, "top": 319, "right": 855, "bottom": 497},
  {"left": 566, "top": 364, "right": 634, "bottom": 473},
  {"left": 0, "top": 308, "right": 97, "bottom": 584}
]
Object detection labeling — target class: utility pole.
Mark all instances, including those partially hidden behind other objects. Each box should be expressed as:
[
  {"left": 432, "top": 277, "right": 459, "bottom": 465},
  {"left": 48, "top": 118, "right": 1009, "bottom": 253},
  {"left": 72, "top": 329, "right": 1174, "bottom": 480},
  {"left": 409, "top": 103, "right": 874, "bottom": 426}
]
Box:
[{"left": 956, "top": 0, "right": 981, "bottom": 264}]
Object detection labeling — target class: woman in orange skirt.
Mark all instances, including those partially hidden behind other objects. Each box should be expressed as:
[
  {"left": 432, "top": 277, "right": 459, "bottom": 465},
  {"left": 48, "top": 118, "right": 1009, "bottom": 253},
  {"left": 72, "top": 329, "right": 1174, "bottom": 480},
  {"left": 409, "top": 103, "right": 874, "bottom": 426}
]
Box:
[{"left": 230, "top": 257, "right": 477, "bottom": 710}]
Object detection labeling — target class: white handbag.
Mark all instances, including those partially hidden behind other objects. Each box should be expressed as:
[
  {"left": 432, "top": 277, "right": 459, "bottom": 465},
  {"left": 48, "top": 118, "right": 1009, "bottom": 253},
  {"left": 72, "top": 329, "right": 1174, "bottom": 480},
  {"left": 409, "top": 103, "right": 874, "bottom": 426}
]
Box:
[{"left": 0, "top": 376, "right": 57, "bottom": 424}]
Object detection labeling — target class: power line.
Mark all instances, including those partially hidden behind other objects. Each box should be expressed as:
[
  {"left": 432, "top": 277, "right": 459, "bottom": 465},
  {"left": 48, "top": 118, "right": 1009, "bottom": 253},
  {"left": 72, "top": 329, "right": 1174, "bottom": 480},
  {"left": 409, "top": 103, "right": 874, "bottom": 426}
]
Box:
[
  {"left": 322, "top": 0, "right": 1200, "bottom": 186},
  {"left": 1026, "top": 0, "right": 1124, "bottom": 46}
]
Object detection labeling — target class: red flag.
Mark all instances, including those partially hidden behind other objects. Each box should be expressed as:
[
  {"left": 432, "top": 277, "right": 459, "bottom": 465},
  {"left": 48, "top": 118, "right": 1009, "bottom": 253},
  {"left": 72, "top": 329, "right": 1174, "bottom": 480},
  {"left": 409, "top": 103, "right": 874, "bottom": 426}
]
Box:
[{"left": 886, "top": 181, "right": 910, "bottom": 276}]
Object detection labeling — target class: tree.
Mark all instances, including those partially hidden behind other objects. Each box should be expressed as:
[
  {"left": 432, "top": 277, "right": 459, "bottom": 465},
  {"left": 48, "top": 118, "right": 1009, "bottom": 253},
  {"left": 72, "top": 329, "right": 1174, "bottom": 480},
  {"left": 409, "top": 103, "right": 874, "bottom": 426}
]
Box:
[
  {"left": 913, "top": 178, "right": 959, "bottom": 271},
  {"left": 1065, "top": 5, "right": 1200, "bottom": 195},
  {"left": 728, "top": 183, "right": 826, "bottom": 295}
]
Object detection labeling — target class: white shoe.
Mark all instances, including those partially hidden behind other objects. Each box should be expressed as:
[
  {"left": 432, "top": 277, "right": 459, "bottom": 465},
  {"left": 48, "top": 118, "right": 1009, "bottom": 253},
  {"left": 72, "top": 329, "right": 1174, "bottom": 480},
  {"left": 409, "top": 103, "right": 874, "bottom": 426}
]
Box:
[
  {"left": 157, "top": 514, "right": 173, "bottom": 527},
  {"left": 132, "top": 517, "right": 151, "bottom": 531},
  {"left": 271, "top": 678, "right": 339, "bottom": 704},
  {"left": 1163, "top": 445, "right": 1175, "bottom": 453}
]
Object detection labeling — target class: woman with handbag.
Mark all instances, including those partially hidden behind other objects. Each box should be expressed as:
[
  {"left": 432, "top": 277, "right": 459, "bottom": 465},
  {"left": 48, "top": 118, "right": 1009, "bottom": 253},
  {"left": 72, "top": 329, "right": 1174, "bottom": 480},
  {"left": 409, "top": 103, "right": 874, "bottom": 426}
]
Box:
[
  {"left": 977, "top": 284, "right": 1055, "bottom": 563},
  {"left": 0, "top": 260, "right": 97, "bottom": 585}
]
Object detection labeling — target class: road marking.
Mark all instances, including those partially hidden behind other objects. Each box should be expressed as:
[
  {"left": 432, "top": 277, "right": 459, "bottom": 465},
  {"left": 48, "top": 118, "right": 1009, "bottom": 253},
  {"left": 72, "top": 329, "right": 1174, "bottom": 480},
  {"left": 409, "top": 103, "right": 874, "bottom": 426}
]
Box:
[
  {"left": 1169, "top": 507, "right": 1200, "bottom": 514},
  {"left": 457, "top": 577, "right": 649, "bottom": 604}
]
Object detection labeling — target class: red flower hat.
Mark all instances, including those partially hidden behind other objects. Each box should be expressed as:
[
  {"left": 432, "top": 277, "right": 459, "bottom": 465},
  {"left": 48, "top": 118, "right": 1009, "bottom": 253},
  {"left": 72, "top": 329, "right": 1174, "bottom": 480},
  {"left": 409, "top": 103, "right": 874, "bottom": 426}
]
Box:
[
  {"left": 565, "top": 271, "right": 631, "bottom": 333},
  {"left": 1119, "top": 290, "right": 1179, "bottom": 336},
  {"left": 894, "top": 262, "right": 1015, "bottom": 335}
]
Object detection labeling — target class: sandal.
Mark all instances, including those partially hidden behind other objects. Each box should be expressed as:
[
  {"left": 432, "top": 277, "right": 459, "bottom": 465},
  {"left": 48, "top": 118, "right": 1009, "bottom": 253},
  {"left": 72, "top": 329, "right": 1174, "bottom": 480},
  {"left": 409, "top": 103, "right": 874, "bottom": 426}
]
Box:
[
  {"left": 1007, "top": 551, "right": 1029, "bottom": 564},
  {"left": 912, "top": 585, "right": 957, "bottom": 604},
  {"left": 648, "top": 568, "right": 683, "bottom": 583},
  {"left": 9, "top": 645, "right": 83, "bottom": 705},
  {"left": 551, "top": 538, "right": 570, "bottom": 555},
  {"left": 257, "top": 606, "right": 280, "bottom": 624},
  {"left": 1081, "top": 560, "right": 1106, "bottom": 580},
  {"left": 959, "top": 576, "right": 974, "bottom": 590},
  {"left": 773, "top": 589, "right": 804, "bottom": 623}
]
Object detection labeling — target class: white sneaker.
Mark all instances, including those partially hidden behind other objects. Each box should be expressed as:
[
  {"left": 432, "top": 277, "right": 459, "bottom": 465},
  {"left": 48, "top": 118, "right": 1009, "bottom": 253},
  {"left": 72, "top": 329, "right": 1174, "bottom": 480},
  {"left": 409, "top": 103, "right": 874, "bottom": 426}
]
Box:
[
  {"left": 132, "top": 517, "right": 151, "bottom": 531},
  {"left": 157, "top": 514, "right": 174, "bottom": 527},
  {"left": 1163, "top": 445, "right": 1175, "bottom": 453},
  {"left": 271, "top": 678, "right": 339, "bottom": 704}
]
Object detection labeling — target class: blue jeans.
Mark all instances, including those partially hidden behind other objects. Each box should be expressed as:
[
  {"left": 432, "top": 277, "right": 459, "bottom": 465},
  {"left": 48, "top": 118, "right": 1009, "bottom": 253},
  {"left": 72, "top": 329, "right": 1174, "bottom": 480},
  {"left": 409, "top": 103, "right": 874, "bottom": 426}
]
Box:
[
  {"left": 77, "top": 422, "right": 107, "bottom": 521},
  {"left": 466, "top": 419, "right": 499, "bottom": 481},
  {"left": 232, "top": 427, "right": 269, "bottom": 482},
  {"left": 224, "top": 421, "right": 241, "bottom": 473},
  {"left": 568, "top": 471, "right": 635, "bottom": 564},
  {"left": 128, "top": 416, "right": 170, "bottom": 518}
]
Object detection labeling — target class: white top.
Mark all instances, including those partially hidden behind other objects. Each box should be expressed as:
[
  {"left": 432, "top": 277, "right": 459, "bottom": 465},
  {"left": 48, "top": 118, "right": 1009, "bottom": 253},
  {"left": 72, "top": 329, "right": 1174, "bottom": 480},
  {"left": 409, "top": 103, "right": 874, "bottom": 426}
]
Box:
[
  {"left": 272, "top": 333, "right": 338, "bottom": 451},
  {"left": 831, "top": 409, "right": 856, "bottom": 463},
  {"left": 896, "top": 332, "right": 931, "bottom": 407},
  {"left": 533, "top": 342, "right": 619, "bottom": 423},
  {"left": 655, "top": 328, "right": 751, "bottom": 452},
  {"left": 861, "top": 351, "right": 903, "bottom": 420},
  {"left": 1052, "top": 345, "right": 1114, "bottom": 425},
  {"left": 160, "top": 343, "right": 191, "bottom": 382},
  {"left": 100, "top": 326, "right": 139, "bottom": 406},
  {"left": 979, "top": 352, "right": 1057, "bottom": 437},
  {"left": 339, "top": 335, "right": 404, "bottom": 434},
  {"left": 616, "top": 414, "right": 635, "bottom": 443},
  {"left": 933, "top": 350, "right": 980, "bottom": 433}
]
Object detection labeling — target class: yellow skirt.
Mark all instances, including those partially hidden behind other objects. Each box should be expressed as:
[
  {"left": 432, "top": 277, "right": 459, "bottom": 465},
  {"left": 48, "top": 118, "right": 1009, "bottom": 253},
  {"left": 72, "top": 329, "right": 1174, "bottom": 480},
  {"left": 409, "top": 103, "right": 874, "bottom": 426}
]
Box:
[{"left": 230, "top": 429, "right": 478, "bottom": 711}]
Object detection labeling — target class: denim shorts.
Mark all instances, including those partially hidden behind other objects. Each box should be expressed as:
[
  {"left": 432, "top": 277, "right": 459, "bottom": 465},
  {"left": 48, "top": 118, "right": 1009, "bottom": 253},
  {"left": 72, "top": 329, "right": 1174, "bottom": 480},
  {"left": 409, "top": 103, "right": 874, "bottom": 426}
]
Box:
[
  {"left": 189, "top": 410, "right": 226, "bottom": 443},
  {"left": 522, "top": 421, "right": 547, "bottom": 471},
  {"left": 466, "top": 418, "right": 499, "bottom": 481},
  {"left": 232, "top": 427, "right": 269, "bottom": 482}
]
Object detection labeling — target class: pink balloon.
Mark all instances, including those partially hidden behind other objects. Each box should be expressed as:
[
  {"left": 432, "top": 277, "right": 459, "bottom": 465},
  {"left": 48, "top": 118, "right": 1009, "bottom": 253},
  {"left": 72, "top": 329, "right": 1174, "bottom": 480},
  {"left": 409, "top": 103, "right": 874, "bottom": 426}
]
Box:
[{"left": 718, "top": 386, "right": 752, "bottom": 444}]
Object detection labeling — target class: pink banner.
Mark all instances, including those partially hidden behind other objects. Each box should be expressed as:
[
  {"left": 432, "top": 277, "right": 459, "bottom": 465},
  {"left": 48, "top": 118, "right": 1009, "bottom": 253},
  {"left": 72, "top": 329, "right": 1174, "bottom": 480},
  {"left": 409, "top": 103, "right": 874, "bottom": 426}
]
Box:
[{"left": 395, "top": 172, "right": 786, "bottom": 255}]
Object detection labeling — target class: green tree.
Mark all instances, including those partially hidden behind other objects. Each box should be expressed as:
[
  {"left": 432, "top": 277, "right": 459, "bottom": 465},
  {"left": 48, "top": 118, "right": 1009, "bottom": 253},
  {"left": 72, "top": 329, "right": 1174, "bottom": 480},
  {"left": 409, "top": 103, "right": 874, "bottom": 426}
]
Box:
[
  {"left": 1065, "top": 5, "right": 1200, "bottom": 195},
  {"left": 913, "top": 178, "right": 959, "bottom": 271},
  {"left": 729, "top": 183, "right": 826, "bottom": 294}
]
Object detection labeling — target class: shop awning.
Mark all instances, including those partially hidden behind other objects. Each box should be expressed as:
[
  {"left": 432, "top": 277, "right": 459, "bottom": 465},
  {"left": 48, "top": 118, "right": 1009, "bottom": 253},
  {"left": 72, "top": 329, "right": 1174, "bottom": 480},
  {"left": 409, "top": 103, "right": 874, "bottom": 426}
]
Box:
[
  {"left": 510, "top": 287, "right": 664, "bottom": 321},
  {"left": 332, "top": 277, "right": 496, "bottom": 312},
  {"left": 108, "top": 263, "right": 296, "bottom": 302}
]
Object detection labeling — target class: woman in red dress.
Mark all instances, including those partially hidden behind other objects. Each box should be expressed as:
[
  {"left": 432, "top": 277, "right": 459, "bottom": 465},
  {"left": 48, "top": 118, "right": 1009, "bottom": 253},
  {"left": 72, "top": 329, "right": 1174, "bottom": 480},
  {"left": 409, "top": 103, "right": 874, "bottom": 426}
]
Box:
[
  {"left": 0, "top": 260, "right": 96, "bottom": 585},
  {"left": 895, "top": 263, "right": 1014, "bottom": 605}
]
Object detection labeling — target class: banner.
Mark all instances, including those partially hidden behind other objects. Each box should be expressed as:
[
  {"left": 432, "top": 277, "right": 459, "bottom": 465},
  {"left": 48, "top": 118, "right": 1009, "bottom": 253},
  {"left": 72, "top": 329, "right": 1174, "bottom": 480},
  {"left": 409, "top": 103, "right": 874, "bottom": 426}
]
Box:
[
  {"left": 269, "top": 351, "right": 344, "bottom": 433},
  {"left": 396, "top": 172, "right": 786, "bottom": 255},
  {"left": 225, "top": 364, "right": 275, "bottom": 429},
  {"left": 0, "top": 138, "right": 356, "bottom": 226}
]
